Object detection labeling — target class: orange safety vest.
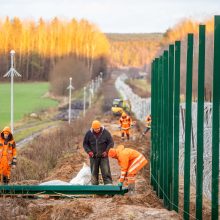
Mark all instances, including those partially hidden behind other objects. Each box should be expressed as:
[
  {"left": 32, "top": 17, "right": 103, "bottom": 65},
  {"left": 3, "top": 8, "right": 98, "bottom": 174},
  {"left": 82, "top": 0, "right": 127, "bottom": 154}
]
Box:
[
  {"left": 119, "top": 116, "right": 132, "bottom": 129},
  {"left": 0, "top": 127, "right": 16, "bottom": 177},
  {"left": 0, "top": 141, "right": 16, "bottom": 164},
  {"left": 114, "top": 145, "right": 148, "bottom": 182}
]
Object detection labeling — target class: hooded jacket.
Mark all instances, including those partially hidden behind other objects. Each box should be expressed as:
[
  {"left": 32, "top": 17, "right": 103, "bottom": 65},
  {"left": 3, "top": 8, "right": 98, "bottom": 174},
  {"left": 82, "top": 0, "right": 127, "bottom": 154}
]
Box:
[
  {"left": 0, "top": 127, "right": 16, "bottom": 165},
  {"left": 83, "top": 127, "right": 114, "bottom": 157},
  {"left": 110, "top": 145, "right": 147, "bottom": 182}
]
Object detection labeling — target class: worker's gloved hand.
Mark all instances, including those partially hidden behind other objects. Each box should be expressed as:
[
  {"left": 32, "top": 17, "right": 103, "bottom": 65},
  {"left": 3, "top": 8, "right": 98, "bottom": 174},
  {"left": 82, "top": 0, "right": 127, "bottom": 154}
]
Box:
[
  {"left": 88, "top": 151, "right": 94, "bottom": 158},
  {"left": 102, "top": 151, "right": 108, "bottom": 158},
  {"left": 118, "top": 182, "right": 123, "bottom": 187}
]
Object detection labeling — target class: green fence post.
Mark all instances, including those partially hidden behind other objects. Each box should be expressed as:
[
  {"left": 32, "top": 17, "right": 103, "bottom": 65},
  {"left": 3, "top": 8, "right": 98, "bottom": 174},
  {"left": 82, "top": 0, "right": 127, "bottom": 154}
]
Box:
[
  {"left": 154, "top": 58, "right": 159, "bottom": 194},
  {"left": 151, "top": 60, "right": 155, "bottom": 189},
  {"left": 159, "top": 55, "right": 164, "bottom": 199},
  {"left": 196, "top": 24, "right": 206, "bottom": 220},
  {"left": 173, "top": 41, "right": 181, "bottom": 212},
  {"left": 184, "top": 33, "right": 194, "bottom": 220},
  {"left": 156, "top": 58, "right": 161, "bottom": 197},
  {"left": 154, "top": 58, "right": 159, "bottom": 192},
  {"left": 163, "top": 50, "right": 169, "bottom": 208},
  {"left": 211, "top": 15, "right": 220, "bottom": 220},
  {"left": 168, "top": 44, "right": 174, "bottom": 210}
]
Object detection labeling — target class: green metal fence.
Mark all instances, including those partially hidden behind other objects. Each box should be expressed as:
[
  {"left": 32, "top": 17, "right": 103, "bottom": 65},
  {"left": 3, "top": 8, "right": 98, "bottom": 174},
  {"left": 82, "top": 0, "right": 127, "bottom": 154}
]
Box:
[{"left": 150, "top": 16, "right": 220, "bottom": 220}]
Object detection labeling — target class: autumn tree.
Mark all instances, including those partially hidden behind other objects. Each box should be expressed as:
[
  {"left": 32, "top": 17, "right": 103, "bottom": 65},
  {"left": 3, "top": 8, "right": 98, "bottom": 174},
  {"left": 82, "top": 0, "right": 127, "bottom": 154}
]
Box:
[{"left": 0, "top": 17, "right": 110, "bottom": 81}]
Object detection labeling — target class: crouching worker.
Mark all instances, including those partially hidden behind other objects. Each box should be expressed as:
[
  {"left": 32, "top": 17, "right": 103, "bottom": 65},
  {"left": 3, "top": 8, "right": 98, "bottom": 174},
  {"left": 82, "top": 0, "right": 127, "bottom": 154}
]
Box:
[
  {"left": 0, "top": 127, "right": 17, "bottom": 185},
  {"left": 83, "top": 120, "right": 114, "bottom": 185},
  {"left": 108, "top": 145, "right": 147, "bottom": 194}
]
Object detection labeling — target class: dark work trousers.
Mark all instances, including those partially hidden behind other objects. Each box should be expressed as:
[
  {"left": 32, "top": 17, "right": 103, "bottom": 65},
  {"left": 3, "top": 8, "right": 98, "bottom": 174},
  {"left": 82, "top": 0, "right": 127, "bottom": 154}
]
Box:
[{"left": 90, "top": 157, "right": 113, "bottom": 185}]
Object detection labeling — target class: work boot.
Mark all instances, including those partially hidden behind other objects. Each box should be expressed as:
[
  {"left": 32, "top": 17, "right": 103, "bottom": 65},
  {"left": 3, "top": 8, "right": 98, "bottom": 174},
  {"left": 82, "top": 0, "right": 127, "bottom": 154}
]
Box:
[
  {"left": 128, "top": 183, "right": 135, "bottom": 195},
  {"left": 126, "top": 134, "right": 130, "bottom": 140},
  {"left": 3, "top": 176, "right": 9, "bottom": 185}
]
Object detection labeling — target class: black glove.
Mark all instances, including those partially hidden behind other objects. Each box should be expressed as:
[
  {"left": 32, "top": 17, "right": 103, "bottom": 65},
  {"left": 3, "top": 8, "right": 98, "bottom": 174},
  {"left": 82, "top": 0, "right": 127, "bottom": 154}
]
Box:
[{"left": 11, "top": 157, "right": 17, "bottom": 166}]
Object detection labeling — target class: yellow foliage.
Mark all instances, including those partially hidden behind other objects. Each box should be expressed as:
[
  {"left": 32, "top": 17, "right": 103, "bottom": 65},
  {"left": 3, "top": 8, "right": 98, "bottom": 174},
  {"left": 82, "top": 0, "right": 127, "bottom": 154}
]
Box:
[
  {"left": 109, "top": 40, "right": 161, "bottom": 67},
  {"left": 163, "top": 18, "right": 214, "bottom": 44},
  {"left": 0, "top": 17, "right": 110, "bottom": 58}
]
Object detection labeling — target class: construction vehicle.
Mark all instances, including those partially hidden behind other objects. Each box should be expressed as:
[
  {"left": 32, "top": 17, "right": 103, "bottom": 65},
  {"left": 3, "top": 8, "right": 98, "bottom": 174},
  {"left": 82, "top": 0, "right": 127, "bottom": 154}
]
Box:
[{"left": 111, "top": 98, "right": 131, "bottom": 116}]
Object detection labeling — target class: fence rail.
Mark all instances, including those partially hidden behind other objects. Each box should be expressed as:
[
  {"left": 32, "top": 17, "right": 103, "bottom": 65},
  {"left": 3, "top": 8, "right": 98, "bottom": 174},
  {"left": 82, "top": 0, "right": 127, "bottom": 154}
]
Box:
[{"left": 150, "top": 16, "right": 220, "bottom": 220}]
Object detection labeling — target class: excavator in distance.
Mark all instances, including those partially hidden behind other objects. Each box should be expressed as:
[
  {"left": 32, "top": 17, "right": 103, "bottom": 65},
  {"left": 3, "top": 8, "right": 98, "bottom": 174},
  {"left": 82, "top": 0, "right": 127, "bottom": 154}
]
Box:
[{"left": 111, "top": 98, "right": 131, "bottom": 116}]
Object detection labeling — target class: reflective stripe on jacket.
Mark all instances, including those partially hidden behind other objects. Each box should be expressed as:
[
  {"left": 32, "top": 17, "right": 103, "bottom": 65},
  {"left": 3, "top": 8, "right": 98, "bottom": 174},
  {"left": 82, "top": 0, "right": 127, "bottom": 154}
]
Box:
[
  {"left": 119, "top": 116, "right": 132, "bottom": 129},
  {"left": 114, "top": 145, "right": 147, "bottom": 182},
  {"left": 0, "top": 127, "right": 16, "bottom": 166}
]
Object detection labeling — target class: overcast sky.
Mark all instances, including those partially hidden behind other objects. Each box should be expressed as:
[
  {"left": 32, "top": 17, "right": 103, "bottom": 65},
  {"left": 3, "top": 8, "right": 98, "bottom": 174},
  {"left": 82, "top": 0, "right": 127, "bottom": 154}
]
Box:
[{"left": 0, "top": 0, "right": 219, "bottom": 33}]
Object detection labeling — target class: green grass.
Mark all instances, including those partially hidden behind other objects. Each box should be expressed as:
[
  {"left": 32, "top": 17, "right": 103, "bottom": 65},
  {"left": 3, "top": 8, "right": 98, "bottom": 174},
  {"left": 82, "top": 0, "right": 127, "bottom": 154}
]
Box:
[
  {"left": 125, "top": 79, "right": 151, "bottom": 97},
  {"left": 0, "top": 82, "right": 58, "bottom": 128},
  {"left": 131, "top": 79, "right": 151, "bottom": 92},
  {"left": 14, "top": 120, "right": 60, "bottom": 142}
]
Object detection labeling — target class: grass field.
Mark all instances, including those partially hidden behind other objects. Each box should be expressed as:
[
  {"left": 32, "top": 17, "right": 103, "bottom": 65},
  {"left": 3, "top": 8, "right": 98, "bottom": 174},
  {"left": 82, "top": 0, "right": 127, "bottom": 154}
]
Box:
[
  {"left": 125, "top": 79, "right": 151, "bottom": 98},
  {"left": 0, "top": 82, "right": 58, "bottom": 129}
]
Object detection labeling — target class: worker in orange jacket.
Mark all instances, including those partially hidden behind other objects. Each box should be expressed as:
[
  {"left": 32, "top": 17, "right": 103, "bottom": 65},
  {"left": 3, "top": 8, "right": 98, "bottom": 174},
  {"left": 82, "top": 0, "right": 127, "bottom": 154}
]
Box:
[
  {"left": 142, "top": 114, "right": 151, "bottom": 135},
  {"left": 108, "top": 145, "right": 147, "bottom": 193},
  {"left": 119, "top": 112, "right": 132, "bottom": 141},
  {"left": 0, "top": 127, "right": 17, "bottom": 184}
]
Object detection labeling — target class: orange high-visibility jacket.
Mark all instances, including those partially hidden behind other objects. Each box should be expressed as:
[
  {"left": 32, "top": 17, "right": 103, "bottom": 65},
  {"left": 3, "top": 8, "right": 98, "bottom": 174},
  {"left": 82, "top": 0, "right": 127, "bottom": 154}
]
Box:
[
  {"left": 114, "top": 145, "right": 147, "bottom": 182},
  {"left": 0, "top": 127, "right": 16, "bottom": 176},
  {"left": 119, "top": 116, "right": 132, "bottom": 129}
]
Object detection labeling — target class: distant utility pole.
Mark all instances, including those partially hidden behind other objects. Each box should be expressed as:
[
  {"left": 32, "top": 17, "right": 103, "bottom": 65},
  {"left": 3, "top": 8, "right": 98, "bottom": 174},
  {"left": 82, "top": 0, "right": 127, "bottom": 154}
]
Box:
[
  {"left": 4, "top": 50, "right": 21, "bottom": 134},
  {"left": 89, "top": 83, "right": 92, "bottom": 108},
  {"left": 83, "top": 86, "right": 86, "bottom": 117},
  {"left": 96, "top": 77, "right": 99, "bottom": 91},
  {"left": 100, "top": 72, "right": 103, "bottom": 83},
  {"left": 67, "top": 77, "right": 74, "bottom": 124}
]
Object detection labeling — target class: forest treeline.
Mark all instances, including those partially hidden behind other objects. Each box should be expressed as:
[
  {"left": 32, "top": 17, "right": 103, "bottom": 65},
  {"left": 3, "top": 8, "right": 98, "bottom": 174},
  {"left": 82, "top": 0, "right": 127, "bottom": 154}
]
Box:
[
  {"left": 0, "top": 16, "right": 215, "bottom": 97},
  {"left": 157, "top": 18, "right": 214, "bottom": 96},
  {"left": 106, "top": 33, "right": 162, "bottom": 68},
  {"left": 0, "top": 17, "right": 109, "bottom": 81}
]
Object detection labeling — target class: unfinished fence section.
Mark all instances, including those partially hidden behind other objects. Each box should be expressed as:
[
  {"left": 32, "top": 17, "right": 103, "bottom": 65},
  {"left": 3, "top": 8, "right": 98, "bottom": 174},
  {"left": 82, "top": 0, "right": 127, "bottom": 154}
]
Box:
[{"left": 150, "top": 16, "right": 220, "bottom": 220}]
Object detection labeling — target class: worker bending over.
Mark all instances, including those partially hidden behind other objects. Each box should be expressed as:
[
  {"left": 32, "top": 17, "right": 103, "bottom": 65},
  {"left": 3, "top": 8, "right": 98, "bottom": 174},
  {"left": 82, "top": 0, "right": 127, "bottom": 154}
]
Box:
[
  {"left": 0, "top": 127, "right": 17, "bottom": 184},
  {"left": 119, "top": 112, "right": 132, "bottom": 141},
  {"left": 108, "top": 145, "right": 147, "bottom": 194}
]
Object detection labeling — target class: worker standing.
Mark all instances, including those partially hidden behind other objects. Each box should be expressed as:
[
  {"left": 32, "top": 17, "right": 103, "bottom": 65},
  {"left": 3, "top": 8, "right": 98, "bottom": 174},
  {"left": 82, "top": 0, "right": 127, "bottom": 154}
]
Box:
[
  {"left": 142, "top": 114, "right": 151, "bottom": 135},
  {"left": 83, "top": 120, "right": 114, "bottom": 185},
  {"left": 119, "top": 112, "right": 132, "bottom": 141},
  {"left": 0, "top": 127, "right": 17, "bottom": 185},
  {"left": 108, "top": 145, "right": 147, "bottom": 194}
]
